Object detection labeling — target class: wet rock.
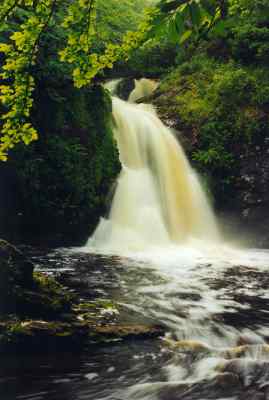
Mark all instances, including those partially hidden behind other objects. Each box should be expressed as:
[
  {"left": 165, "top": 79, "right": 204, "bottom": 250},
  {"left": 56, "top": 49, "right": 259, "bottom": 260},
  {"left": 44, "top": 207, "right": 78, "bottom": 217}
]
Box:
[
  {"left": 217, "top": 359, "right": 269, "bottom": 387},
  {"left": 0, "top": 239, "right": 34, "bottom": 314},
  {"left": 0, "top": 239, "right": 34, "bottom": 287},
  {"left": 237, "top": 333, "right": 265, "bottom": 346},
  {"left": 0, "top": 317, "right": 164, "bottom": 353},
  {"left": 0, "top": 319, "right": 89, "bottom": 352},
  {"left": 221, "top": 344, "right": 269, "bottom": 360},
  {"left": 116, "top": 78, "right": 135, "bottom": 100},
  {"left": 216, "top": 372, "right": 240, "bottom": 388},
  {"left": 163, "top": 338, "right": 212, "bottom": 355},
  {"left": 91, "top": 324, "right": 164, "bottom": 341}
]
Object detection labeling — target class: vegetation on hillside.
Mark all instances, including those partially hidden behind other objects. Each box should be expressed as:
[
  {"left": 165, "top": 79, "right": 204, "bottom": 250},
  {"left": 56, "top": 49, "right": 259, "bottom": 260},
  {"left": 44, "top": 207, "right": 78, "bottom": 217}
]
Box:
[{"left": 153, "top": 0, "right": 269, "bottom": 203}]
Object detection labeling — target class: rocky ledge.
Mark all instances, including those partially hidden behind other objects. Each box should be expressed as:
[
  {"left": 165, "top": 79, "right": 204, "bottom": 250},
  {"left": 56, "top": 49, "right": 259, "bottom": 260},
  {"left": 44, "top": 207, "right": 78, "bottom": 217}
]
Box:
[{"left": 0, "top": 240, "right": 164, "bottom": 353}]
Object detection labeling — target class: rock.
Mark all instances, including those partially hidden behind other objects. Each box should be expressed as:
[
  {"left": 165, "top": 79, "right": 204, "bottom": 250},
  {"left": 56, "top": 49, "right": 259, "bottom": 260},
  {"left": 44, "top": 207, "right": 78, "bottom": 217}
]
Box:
[
  {"left": 0, "top": 239, "right": 34, "bottom": 286},
  {"left": 0, "top": 318, "right": 165, "bottom": 353},
  {"left": 217, "top": 359, "right": 269, "bottom": 387},
  {"left": 237, "top": 333, "right": 264, "bottom": 346},
  {"left": 0, "top": 239, "right": 34, "bottom": 314},
  {"left": 116, "top": 78, "right": 135, "bottom": 100},
  {"left": 91, "top": 324, "right": 164, "bottom": 341},
  {"left": 0, "top": 319, "right": 89, "bottom": 353},
  {"left": 221, "top": 344, "right": 269, "bottom": 360},
  {"left": 216, "top": 372, "right": 241, "bottom": 388},
  {"left": 163, "top": 338, "right": 212, "bottom": 355}
]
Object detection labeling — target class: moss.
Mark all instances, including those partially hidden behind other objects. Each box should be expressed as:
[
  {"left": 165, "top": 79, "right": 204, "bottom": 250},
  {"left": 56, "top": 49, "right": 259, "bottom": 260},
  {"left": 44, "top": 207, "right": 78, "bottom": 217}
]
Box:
[
  {"left": 0, "top": 318, "right": 165, "bottom": 353},
  {"left": 6, "top": 84, "right": 120, "bottom": 247},
  {"left": 89, "top": 324, "right": 165, "bottom": 342},
  {"left": 0, "top": 268, "right": 74, "bottom": 320}
]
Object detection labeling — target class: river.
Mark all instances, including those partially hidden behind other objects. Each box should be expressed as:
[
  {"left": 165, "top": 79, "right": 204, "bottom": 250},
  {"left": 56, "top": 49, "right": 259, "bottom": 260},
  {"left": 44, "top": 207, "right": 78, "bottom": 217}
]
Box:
[{"left": 1, "top": 245, "right": 269, "bottom": 400}]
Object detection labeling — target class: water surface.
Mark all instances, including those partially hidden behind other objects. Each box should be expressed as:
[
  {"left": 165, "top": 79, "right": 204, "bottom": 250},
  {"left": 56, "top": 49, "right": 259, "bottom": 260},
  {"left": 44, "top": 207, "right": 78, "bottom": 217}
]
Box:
[{"left": 1, "top": 245, "right": 269, "bottom": 400}]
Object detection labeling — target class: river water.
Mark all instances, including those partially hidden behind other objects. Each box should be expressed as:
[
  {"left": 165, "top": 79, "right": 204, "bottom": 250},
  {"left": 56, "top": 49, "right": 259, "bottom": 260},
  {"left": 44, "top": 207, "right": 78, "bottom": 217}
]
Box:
[{"left": 1, "top": 245, "right": 269, "bottom": 400}]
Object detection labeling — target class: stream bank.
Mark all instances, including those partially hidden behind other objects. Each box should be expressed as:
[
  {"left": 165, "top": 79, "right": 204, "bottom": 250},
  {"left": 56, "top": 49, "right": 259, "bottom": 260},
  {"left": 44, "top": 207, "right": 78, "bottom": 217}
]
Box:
[{"left": 0, "top": 240, "right": 164, "bottom": 354}]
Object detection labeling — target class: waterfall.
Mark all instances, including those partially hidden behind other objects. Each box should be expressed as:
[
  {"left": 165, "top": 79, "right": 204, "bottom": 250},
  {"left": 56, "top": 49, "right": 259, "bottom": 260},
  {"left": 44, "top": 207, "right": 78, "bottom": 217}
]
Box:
[
  {"left": 104, "top": 79, "right": 122, "bottom": 96},
  {"left": 128, "top": 78, "right": 158, "bottom": 103},
  {"left": 88, "top": 79, "right": 219, "bottom": 252}
]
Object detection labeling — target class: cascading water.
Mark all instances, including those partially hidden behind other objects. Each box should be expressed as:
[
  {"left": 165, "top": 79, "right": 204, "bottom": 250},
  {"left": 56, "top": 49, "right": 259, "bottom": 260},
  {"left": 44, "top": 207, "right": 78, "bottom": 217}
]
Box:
[
  {"left": 88, "top": 79, "right": 219, "bottom": 253},
  {"left": 128, "top": 78, "right": 159, "bottom": 103}
]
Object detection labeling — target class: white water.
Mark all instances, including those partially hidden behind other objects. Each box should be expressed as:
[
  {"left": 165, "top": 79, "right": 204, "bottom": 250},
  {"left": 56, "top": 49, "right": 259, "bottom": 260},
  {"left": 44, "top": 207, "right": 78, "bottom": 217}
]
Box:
[
  {"left": 104, "top": 78, "right": 122, "bottom": 95},
  {"left": 128, "top": 78, "right": 159, "bottom": 102},
  {"left": 88, "top": 80, "right": 219, "bottom": 253}
]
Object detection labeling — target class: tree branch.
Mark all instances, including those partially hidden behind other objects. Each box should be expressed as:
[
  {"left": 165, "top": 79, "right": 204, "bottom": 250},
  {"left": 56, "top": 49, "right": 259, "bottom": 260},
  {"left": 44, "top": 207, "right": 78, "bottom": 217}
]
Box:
[
  {"left": 0, "top": 0, "right": 21, "bottom": 24},
  {"left": 21, "top": 0, "right": 58, "bottom": 115}
]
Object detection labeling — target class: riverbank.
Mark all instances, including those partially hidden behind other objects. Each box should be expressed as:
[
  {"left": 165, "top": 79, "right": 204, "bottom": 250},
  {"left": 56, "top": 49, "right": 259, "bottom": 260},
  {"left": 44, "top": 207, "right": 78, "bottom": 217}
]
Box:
[{"left": 0, "top": 240, "right": 164, "bottom": 354}]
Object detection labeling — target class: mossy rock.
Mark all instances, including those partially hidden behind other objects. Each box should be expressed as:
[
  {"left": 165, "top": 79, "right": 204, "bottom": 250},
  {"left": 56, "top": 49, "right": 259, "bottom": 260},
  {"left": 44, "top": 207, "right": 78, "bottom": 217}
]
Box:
[
  {"left": 0, "top": 240, "right": 74, "bottom": 319},
  {"left": 13, "top": 272, "right": 74, "bottom": 319},
  {"left": 0, "top": 319, "right": 89, "bottom": 352},
  {"left": 0, "top": 239, "right": 34, "bottom": 314},
  {"left": 90, "top": 324, "right": 165, "bottom": 342},
  {"left": 0, "top": 318, "right": 165, "bottom": 353}
]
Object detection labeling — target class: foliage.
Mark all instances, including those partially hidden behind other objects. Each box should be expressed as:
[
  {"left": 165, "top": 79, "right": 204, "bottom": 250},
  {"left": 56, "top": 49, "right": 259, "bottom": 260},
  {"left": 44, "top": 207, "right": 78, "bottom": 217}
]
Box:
[
  {"left": 0, "top": 0, "right": 224, "bottom": 159},
  {"left": 229, "top": 0, "right": 269, "bottom": 64},
  {"left": 126, "top": 38, "right": 178, "bottom": 77},
  {"left": 0, "top": 0, "right": 157, "bottom": 159},
  {"left": 147, "top": 0, "right": 224, "bottom": 45},
  {"left": 93, "top": 0, "right": 151, "bottom": 50},
  {"left": 0, "top": 0, "right": 57, "bottom": 161},
  {"left": 9, "top": 84, "right": 120, "bottom": 245},
  {"left": 156, "top": 55, "right": 269, "bottom": 197}
]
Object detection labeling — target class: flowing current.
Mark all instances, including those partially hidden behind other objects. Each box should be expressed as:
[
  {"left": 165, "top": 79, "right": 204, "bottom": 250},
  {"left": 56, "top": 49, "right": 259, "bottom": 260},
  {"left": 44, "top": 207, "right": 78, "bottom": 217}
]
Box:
[{"left": 88, "top": 80, "right": 219, "bottom": 253}]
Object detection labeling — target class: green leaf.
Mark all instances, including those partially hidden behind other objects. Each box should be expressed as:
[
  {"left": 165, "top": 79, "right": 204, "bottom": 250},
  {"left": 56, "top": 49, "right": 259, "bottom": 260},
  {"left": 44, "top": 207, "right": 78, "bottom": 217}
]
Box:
[
  {"left": 175, "top": 11, "right": 185, "bottom": 35},
  {"left": 211, "top": 19, "right": 228, "bottom": 37},
  {"left": 189, "top": 1, "right": 202, "bottom": 28},
  {"left": 168, "top": 15, "right": 179, "bottom": 42},
  {"left": 160, "top": 0, "right": 185, "bottom": 13},
  {"left": 179, "top": 28, "right": 193, "bottom": 43},
  {"left": 200, "top": 0, "right": 216, "bottom": 16}
]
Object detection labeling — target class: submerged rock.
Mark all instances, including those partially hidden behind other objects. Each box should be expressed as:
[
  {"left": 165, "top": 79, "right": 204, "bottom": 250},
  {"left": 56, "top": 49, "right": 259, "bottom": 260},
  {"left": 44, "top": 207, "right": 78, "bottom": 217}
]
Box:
[
  {"left": 221, "top": 344, "right": 269, "bottom": 360},
  {"left": 163, "top": 338, "right": 213, "bottom": 356},
  {"left": 92, "top": 324, "right": 164, "bottom": 341},
  {"left": 217, "top": 358, "right": 269, "bottom": 388}
]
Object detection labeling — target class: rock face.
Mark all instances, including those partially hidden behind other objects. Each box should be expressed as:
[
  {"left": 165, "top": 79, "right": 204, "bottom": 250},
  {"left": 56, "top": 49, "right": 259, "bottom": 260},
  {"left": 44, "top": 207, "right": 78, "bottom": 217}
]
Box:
[{"left": 231, "top": 138, "right": 269, "bottom": 246}]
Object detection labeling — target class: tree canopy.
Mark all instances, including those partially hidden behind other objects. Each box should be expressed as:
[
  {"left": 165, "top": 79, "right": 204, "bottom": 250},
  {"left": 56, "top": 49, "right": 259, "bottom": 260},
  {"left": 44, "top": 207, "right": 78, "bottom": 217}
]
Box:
[{"left": 0, "top": 0, "right": 227, "bottom": 160}]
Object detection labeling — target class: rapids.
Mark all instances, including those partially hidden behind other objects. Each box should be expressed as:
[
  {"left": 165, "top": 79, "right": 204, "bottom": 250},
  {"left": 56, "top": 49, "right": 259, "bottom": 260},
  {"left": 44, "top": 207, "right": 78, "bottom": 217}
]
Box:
[{"left": 3, "top": 247, "right": 269, "bottom": 400}]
